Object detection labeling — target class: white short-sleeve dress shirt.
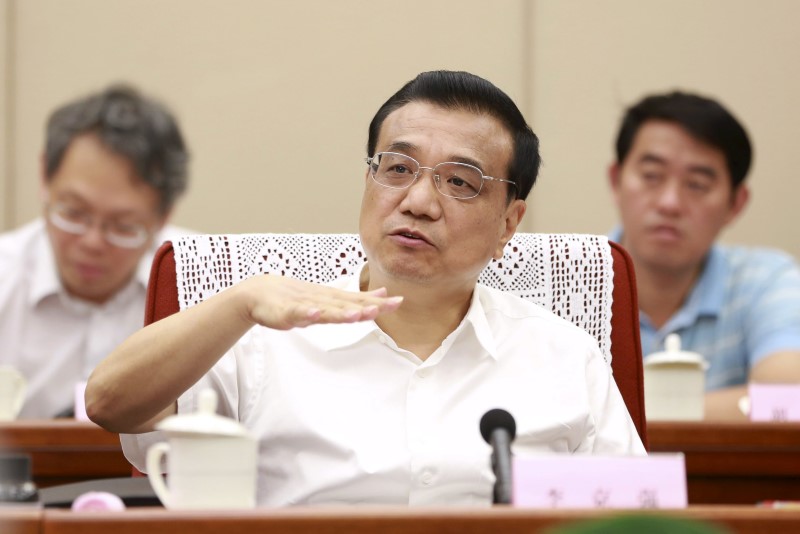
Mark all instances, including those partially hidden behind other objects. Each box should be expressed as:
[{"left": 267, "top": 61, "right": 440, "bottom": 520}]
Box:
[
  {"left": 122, "top": 268, "right": 645, "bottom": 507},
  {"left": 0, "top": 218, "right": 185, "bottom": 418}
]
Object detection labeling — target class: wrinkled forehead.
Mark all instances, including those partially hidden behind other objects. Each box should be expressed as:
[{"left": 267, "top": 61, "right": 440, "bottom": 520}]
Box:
[{"left": 377, "top": 101, "right": 514, "bottom": 173}]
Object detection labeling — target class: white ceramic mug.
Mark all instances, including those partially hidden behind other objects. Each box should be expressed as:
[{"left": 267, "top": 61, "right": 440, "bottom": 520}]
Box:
[
  {"left": 643, "top": 334, "right": 708, "bottom": 421},
  {"left": 146, "top": 434, "right": 257, "bottom": 509},
  {"left": 0, "top": 366, "right": 27, "bottom": 421}
]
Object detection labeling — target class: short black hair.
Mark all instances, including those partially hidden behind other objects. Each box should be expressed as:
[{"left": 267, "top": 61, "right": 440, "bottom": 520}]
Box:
[
  {"left": 615, "top": 91, "right": 752, "bottom": 189},
  {"left": 44, "top": 84, "right": 189, "bottom": 213},
  {"left": 367, "top": 71, "right": 540, "bottom": 202}
]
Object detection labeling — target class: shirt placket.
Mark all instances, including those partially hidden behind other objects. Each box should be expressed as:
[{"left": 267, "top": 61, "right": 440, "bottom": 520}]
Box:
[{"left": 405, "top": 359, "right": 443, "bottom": 505}]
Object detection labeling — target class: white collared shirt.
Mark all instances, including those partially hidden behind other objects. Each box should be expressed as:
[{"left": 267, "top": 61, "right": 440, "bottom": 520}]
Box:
[
  {"left": 122, "top": 268, "right": 645, "bottom": 506},
  {"left": 0, "top": 219, "right": 185, "bottom": 418}
]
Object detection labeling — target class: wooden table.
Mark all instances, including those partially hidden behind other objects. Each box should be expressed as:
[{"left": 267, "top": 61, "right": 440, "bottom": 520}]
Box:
[
  {"left": 2, "top": 420, "right": 798, "bottom": 506},
  {"left": 648, "top": 421, "right": 800, "bottom": 505},
  {"left": 23, "top": 505, "right": 799, "bottom": 534},
  {"left": 0, "top": 507, "right": 40, "bottom": 534},
  {"left": 0, "top": 420, "right": 131, "bottom": 488}
]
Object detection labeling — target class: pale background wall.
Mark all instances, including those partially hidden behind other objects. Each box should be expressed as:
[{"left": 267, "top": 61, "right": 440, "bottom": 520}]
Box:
[
  {"left": 529, "top": 0, "right": 800, "bottom": 260},
  {"left": 1, "top": 0, "right": 798, "bottom": 258},
  {"left": 0, "top": 0, "right": 9, "bottom": 228}
]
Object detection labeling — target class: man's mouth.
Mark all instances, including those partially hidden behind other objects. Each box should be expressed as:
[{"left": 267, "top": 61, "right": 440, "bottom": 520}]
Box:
[
  {"left": 391, "top": 229, "right": 432, "bottom": 246},
  {"left": 649, "top": 225, "right": 681, "bottom": 240},
  {"left": 75, "top": 263, "right": 106, "bottom": 279}
]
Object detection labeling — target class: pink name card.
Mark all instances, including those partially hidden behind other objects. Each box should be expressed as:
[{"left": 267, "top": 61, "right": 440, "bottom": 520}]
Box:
[
  {"left": 513, "top": 453, "right": 687, "bottom": 509},
  {"left": 74, "top": 381, "right": 90, "bottom": 421},
  {"left": 749, "top": 384, "right": 800, "bottom": 422}
]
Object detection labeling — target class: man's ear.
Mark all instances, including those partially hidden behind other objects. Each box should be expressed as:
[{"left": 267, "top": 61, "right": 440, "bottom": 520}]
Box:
[
  {"left": 608, "top": 162, "right": 626, "bottom": 209},
  {"left": 725, "top": 184, "right": 750, "bottom": 225},
  {"left": 39, "top": 153, "right": 50, "bottom": 203},
  {"left": 608, "top": 162, "right": 621, "bottom": 190},
  {"left": 493, "top": 199, "right": 526, "bottom": 260}
]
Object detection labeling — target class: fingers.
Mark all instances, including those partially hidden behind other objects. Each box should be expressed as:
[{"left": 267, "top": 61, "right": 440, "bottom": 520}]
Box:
[
  {"left": 297, "top": 294, "right": 403, "bottom": 325},
  {"left": 365, "top": 287, "right": 388, "bottom": 297},
  {"left": 248, "top": 276, "right": 403, "bottom": 330}
]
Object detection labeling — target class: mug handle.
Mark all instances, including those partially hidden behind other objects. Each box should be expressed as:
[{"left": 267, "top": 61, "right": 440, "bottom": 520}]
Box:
[
  {"left": 146, "top": 442, "right": 173, "bottom": 508},
  {"left": 12, "top": 374, "right": 26, "bottom": 418}
]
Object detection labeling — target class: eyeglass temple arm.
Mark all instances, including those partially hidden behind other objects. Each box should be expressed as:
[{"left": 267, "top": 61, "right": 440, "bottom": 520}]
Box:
[{"left": 487, "top": 176, "right": 517, "bottom": 187}]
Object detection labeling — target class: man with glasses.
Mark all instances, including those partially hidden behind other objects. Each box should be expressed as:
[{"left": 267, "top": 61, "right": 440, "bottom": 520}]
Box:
[
  {"left": 0, "top": 85, "right": 189, "bottom": 418},
  {"left": 88, "top": 71, "right": 643, "bottom": 507}
]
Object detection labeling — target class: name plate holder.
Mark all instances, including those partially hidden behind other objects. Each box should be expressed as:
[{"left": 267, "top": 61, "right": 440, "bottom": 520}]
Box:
[
  {"left": 512, "top": 453, "right": 687, "bottom": 509},
  {"left": 749, "top": 383, "right": 800, "bottom": 422}
]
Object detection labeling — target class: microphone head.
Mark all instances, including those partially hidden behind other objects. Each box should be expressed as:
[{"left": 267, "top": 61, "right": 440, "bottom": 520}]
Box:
[{"left": 479, "top": 408, "right": 517, "bottom": 443}]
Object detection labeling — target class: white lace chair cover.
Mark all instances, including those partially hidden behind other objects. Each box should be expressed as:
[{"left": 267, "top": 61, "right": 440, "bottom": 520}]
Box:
[{"left": 173, "top": 233, "right": 614, "bottom": 364}]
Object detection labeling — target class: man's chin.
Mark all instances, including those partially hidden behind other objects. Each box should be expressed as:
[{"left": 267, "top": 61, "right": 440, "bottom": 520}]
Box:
[
  {"left": 639, "top": 252, "right": 697, "bottom": 275},
  {"left": 63, "top": 277, "right": 117, "bottom": 304},
  {"left": 374, "top": 261, "right": 437, "bottom": 287},
  {"left": 632, "top": 237, "right": 684, "bottom": 257}
]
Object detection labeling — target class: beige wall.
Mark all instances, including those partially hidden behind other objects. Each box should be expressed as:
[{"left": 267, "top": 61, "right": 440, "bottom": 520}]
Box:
[
  {"left": 4, "top": 0, "right": 526, "bottom": 234},
  {"left": 529, "top": 0, "right": 800, "bottom": 259},
  {"left": 2, "top": 0, "right": 798, "bottom": 258},
  {"left": 1, "top": 0, "right": 9, "bottom": 227}
]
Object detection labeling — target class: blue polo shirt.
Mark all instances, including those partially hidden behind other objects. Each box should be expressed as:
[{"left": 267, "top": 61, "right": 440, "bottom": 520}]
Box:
[{"left": 610, "top": 229, "right": 800, "bottom": 390}]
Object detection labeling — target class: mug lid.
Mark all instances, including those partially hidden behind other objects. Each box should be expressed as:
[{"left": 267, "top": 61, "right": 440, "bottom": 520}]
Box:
[
  {"left": 643, "top": 333, "right": 709, "bottom": 368},
  {"left": 155, "top": 389, "right": 250, "bottom": 437}
]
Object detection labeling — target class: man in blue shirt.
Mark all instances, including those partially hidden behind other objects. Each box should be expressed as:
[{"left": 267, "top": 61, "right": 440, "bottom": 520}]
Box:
[{"left": 608, "top": 91, "right": 800, "bottom": 420}]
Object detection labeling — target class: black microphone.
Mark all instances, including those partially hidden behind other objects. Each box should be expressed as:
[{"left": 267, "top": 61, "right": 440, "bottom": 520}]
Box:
[{"left": 479, "top": 408, "right": 516, "bottom": 505}]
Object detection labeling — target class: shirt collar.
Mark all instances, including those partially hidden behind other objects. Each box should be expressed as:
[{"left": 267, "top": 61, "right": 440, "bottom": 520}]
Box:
[
  {"left": 308, "top": 269, "right": 382, "bottom": 351},
  {"left": 29, "top": 228, "right": 63, "bottom": 306},
  {"left": 462, "top": 285, "right": 500, "bottom": 361},
  {"left": 608, "top": 225, "right": 623, "bottom": 243},
  {"left": 310, "top": 266, "right": 499, "bottom": 361},
  {"left": 135, "top": 238, "right": 158, "bottom": 287}
]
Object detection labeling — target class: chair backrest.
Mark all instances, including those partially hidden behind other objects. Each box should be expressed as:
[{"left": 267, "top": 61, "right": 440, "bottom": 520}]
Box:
[{"left": 145, "top": 233, "right": 647, "bottom": 447}]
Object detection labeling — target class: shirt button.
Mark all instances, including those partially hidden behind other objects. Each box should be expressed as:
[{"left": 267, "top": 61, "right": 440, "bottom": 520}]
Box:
[
  {"left": 379, "top": 335, "right": 388, "bottom": 344},
  {"left": 418, "top": 368, "right": 431, "bottom": 378},
  {"left": 420, "top": 471, "right": 434, "bottom": 486}
]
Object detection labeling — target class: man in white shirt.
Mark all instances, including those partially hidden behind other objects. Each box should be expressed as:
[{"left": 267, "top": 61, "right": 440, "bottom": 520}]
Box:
[
  {"left": 0, "top": 85, "right": 189, "bottom": 418},
  {"left": 87, "top": 71, "right": 644, "bottom": 506}
]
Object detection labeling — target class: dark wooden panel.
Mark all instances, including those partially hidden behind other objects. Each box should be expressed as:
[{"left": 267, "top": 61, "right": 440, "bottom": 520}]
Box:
[
  {"left": 648, "top": 421, "right": 800, "bottom": 505},
  {"left": 0, "top": 420, "right": 130, "bottom": 488},
  {"left": 0, "top": 507, "right": 42, "bottom": 534},
  {"left": 40, "top": 506, "right": 800, "bottom": 534}
]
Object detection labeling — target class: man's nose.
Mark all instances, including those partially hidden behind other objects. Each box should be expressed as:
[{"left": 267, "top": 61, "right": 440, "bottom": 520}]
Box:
[
  {"left": 401, "top": 167, "right": 444, "bottom": 216},
  {"left": 79, "top": 222, "right": 109, "bottom": 249},
  {"left": 655, "top": 180, "right": 683, "bottom": 212},
  {"left": 408, "top": 167, "right": 441, "bottom": 196}
]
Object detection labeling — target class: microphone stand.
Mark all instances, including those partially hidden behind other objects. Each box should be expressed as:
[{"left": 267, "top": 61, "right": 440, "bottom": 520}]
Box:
[{"left": 490, "top": 428, "right": 513, "bottom": 504}]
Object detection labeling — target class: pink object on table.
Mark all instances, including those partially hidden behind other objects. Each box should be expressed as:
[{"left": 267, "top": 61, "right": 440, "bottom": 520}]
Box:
[
  {"left": 71, "top": 491, "right": 126, "bottom": 511},
  {"left": 749, "top": 383, "right": 800, "bottom": 422},
  {"left": 74, "top": 381, "right": 90, "bottom": 421},
  {"left": 513, "top": 453, "right": 687, "bottom": 509}
]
